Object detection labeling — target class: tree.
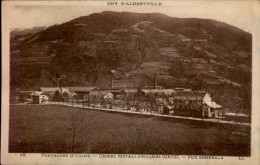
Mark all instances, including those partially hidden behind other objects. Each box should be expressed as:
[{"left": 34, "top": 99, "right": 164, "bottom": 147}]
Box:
[
  {"left": 146, "top": 95, "right": 157, "bottom": 114},
  {"left": 192, "top": 77, "right": 204, "bottom": 90},
  {"left": 67, "top": 109, "right": 93, "bottom": 152}
]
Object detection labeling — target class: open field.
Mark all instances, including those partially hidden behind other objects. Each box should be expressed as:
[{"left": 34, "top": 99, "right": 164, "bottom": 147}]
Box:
[{"left": 9, "top": 105, "right": 250, "bottom": 155}]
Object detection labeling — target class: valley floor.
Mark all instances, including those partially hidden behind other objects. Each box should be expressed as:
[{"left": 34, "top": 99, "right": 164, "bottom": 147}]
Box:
[{"left": 9, "top": 105, "right": 250, "bottom": 156}]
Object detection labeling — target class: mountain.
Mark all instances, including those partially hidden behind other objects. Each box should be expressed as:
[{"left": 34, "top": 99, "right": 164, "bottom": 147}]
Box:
[
  {"left": 10, "top": 26, "right": 47, "bottom": 38},
  {"left": 10, "top": 11, "right": 252, "bottom": 113}
]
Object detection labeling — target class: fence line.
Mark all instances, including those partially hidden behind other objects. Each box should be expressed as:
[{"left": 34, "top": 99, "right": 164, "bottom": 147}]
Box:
[{"left": 40, "top": 101, "right": 250, "bottom": 127}]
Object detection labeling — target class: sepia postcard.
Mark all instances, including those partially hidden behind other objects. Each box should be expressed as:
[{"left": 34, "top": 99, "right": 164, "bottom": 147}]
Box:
[{"left": 1, "top": 0, "right": 260, "bottom": 165}]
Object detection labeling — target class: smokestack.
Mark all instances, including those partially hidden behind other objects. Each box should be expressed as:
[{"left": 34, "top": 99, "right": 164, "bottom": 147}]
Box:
[
  {"left": 154, "top": 73, "right": 157, "bottom": 89},
  {"left": 111, "top": 77, "right": 114, "bottom": 89},
  {"left": 58, "top": 78, "right": 62, "bottom": 100},
  {"left": 60, "top": 86, "right": 62, "bottom": 96}
]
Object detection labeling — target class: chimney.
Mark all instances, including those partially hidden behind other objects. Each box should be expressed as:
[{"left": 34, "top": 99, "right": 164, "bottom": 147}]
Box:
[
  {"left": 111, "top": 77, "right": 114, "bottom": 89},
  {"left": 60, "top": 87, "right": 63, "bottom": 98},
  {"left": 154, "top": 74, "right": 157, "bottom": 89},
  {"left": 58, "top": 78, "right": 62, "bottom": 100}
]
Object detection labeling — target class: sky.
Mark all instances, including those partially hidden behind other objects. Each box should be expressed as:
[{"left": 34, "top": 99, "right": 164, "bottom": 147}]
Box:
[{"left": 5, "top": 1, "right": 257, "bottom": 33}]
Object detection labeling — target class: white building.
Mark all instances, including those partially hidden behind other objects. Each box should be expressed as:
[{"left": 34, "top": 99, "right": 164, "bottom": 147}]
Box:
[{"left": 31, "top": 91, "right": 49, "bottom": 104}]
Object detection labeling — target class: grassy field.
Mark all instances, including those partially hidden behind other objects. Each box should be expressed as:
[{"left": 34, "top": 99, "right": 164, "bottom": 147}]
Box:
[{"left": 9, "top": 105, "right": 250, "bottom": 156}]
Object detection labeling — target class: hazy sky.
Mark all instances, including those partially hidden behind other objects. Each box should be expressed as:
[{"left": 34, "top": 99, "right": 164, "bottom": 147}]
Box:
[{"left": 6, "top": 1, "right": 257, "bottom": 33}]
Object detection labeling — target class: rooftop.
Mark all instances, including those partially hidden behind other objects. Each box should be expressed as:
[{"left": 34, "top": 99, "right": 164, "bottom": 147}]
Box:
[
  {"left": 122, "top": 88, "right": 139, "bottom": 93},
  {"left": 31, "top": 91, "right": 44, "bottom": 96},
  {"left": 172, "top": 92, "right": 207, "bottom": 100},
  {"left": 99, "top": 90, "right": 114, "bottom": 95},
  {"left": 205, "top": 101, "right": 222, "bottom": 109},
  {"left": 38, "top": 87, "right": 60, "bottom": 92},
  {"left": 141, "top": 89, "right": 175, "bottom": 95},
  {"left": 65, "top": 86, "right": 98, "bottom": 92}
]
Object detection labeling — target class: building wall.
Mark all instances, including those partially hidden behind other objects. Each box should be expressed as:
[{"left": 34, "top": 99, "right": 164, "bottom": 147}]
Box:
[
  {"left": 32, "top": 96, "right": 39, "bottom": 104},
  {"left": 41, "top": 95, "right": 49, "bottom": 103},
  {"left": 203, "top": 93, "right": 212, "bottom": 104},
  {"left": 32, "top": 95, "right": 49, "bottom": 104},
  {"left": 202, "top": 104, "right": 215, "bottom": 118}
]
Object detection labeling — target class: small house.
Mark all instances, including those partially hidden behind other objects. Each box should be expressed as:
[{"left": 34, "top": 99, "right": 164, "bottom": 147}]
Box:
[
  {"left": 202, "top": 101, "right": 222, "bottom": 118},
  {"left": 108, "top": 89, "right": 123, "bottom": 99},
  {"left": 120, "top": 88, "right": 139, "bottom": 98},
  {"left": 104, "top": 92, "right": 114, "bottom": 99},
  {"left": 65, "top": 86, "right": 102, "bottom": 100},
  {"left": 31, "top": 91, "right": 49, "bottom": 104},
  {"left": 99, "top": 90, "right": 114, "bottom": 99},
  {"left": 171, "top": 91, "right": 222, "bottom": 118},
  {"left": 36, "top": 87, "right": 60, "bottom": 98}
]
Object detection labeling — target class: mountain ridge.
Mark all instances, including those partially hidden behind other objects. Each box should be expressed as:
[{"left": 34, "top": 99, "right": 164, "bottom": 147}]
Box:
[{"left": 10, "top": 11, "right": 252, "bottom": 112}]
